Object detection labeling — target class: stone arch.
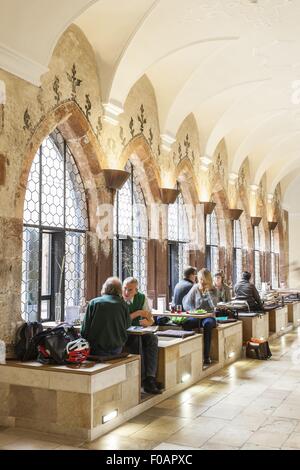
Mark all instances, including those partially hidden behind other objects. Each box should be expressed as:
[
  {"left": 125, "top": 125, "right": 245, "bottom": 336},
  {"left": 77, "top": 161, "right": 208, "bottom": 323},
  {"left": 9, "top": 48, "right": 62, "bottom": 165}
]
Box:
[
  {"left": 119, "top": 133, "right": 162, "bottom": 205},
  {"left": 118, "top": 133, "right": 166, "bottom": 302},
  {"left": 175, "top": 158, "right": 202, "bottom": 264},
  {"left": 16, "top": 100, "right": 106, "bottom": 231},
  {"left": 211, "top": 187, "right": 231, "bottom": 279},
  {"left": 235, "top": 196, "right": 250, "bottom": 251},
  {"left": 175, "top": 158, "right": 199, "bottom": 206}
]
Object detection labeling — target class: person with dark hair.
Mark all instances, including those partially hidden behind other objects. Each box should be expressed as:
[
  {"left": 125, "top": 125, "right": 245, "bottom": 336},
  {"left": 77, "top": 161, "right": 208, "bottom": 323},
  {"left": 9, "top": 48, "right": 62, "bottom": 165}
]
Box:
[
  {"left": 81, "top": 277, "right": 131, "bottom": 356},
  {"left": 123, "top": 277, "right": 162, "bottom": 395},
  {"left": 172, "top": 266, "right": 197, "bottom": 309},
  {"left": 182, "top": 268, "right": 218, "bottom": 365},
  {"left": 234, "top": 271, "right": 263, "bottom": 311},
  {"left": 214, "top": 271, "right": 232, "bottom": 303}
]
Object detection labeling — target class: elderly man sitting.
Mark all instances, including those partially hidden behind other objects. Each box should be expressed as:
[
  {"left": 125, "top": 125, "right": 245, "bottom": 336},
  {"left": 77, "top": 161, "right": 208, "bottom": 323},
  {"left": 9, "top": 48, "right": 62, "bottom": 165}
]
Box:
[
  {"left": 123, "top": 277, "right": 162, "bottom": 395},
  {"left": 81, "top": 277, "right": 131, "bottom": 356}
]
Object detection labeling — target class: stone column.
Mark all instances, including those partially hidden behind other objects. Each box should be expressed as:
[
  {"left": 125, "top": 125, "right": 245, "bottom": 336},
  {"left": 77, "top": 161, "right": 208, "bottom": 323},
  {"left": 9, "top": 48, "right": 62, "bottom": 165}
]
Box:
[{"left": 0, "top": 217, "right": 23, "bottom": 357}]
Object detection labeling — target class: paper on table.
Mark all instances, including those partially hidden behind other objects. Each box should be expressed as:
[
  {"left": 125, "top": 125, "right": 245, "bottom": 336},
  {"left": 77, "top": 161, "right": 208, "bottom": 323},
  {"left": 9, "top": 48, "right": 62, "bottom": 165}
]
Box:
[{"left": 127, "top": 326, "right": 159, "bottom": 333}]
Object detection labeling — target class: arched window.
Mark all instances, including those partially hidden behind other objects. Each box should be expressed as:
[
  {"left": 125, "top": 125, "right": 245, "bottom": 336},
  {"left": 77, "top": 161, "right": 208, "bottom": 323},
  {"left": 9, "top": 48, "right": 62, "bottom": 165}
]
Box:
[
  {"left": 168, "top": 193, "right": 190, "bottom": 299},
  {"left": 113, "top": 161, "right": 148, "bottom": 293},
  {"left": 205, "top": 210, "right": 219, "bottom": 275},
  {"left": 233, "top": 219, "right": 243, "bottom": 285},
  {"left": 270, "top": 227, "right": 280, "bottom": 288},
  {"left": 22, "top": 129, "right": 89, "bottom": 322},
  {"left": 253, "top": 225, "right": 262, "bottom": 289}
]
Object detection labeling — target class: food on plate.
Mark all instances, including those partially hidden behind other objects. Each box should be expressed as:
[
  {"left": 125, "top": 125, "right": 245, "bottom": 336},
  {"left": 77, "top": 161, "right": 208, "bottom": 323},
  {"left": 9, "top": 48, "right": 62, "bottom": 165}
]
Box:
[{"left": 186, "top": 309, "right": 207, "bottom": 315}]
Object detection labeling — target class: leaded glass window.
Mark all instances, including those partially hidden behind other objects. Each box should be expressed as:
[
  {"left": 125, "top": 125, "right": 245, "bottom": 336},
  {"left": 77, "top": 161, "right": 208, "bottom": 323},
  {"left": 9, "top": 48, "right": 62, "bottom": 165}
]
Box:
[
  {"left": 270, "top": 227, "right": 280, "bottom": 289},
  {"left": 168, "top": 193, "right": 190, "bottom": 299},
  {"left": 205, "top": 210, "right": 219, "bottom": 275},
  {"left": 113, "top": 162, "right": 148, "bottom": 293},
  {"left": 233, "top": 219, "right": 243, "bottom": 285},
  {"left": 22, "top": 129, "right": 88, "bottom": 322},
  {"left": 253, "top": 225, "right": 261, "bottom": 290}
]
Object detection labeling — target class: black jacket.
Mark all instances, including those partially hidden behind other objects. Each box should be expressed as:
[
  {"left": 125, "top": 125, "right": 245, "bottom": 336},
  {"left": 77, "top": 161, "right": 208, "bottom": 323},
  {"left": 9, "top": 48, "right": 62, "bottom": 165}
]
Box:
[
  {"left": 234, "top": 280, "right": 263, "bottom": 311},
  {"left": 173, "top": 279, "right": 194, "bottom": 310}
]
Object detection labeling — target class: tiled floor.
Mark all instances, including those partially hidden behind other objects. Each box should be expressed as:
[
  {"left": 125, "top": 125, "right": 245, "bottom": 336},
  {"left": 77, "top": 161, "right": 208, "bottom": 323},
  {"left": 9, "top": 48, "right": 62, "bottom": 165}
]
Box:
[{"left": 2, "top": 329, "right": 300, "bottom": 450}]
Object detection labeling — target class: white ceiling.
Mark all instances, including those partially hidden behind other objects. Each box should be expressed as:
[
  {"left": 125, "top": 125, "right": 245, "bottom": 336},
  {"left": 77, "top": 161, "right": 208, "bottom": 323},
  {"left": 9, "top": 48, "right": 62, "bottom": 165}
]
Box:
[{"left": 1, "top": 0, "right": 300, "bottom": 206}]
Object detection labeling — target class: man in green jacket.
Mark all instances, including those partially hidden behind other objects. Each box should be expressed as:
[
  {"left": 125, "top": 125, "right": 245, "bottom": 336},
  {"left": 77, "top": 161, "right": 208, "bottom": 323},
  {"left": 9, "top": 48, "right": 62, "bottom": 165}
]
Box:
[
  {"left": 81, "top": 277, "right": 131, "bottom": 356},
  {"left": 123, "top": 277, "right": 162, "bottom": 395}
]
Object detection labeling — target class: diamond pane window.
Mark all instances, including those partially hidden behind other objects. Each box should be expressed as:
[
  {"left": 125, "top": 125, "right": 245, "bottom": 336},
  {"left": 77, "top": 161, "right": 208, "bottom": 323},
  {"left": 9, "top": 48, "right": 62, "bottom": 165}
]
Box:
[
  {"left": 205, "top": 210, "right": 219, "bottom": 274},
  {"left": 233, "top": 220, "right": 243, "bottom": 285},
  {"left": 168, "top": 193, "right": 190, "bottom": 300},
  {"left": 253, "top": 226, "right": 261, "bottom": 290},
  {"left": 24, "top": 153, "right": 40, "bottom": 225},
  {"left": 21, "top": 129, "right": 88, "bottom": 322},
  {"left": 65, "top": 232, "right": 86, "bottom": 308},
  {"left": 21, "top": 228, "right": 39, "bottom": 322},
  {"left": 270, "top": 227, "right": 280, "bottom": 288},
  {"left": 41, "top": 136, "right": 64, "bottom": 228},
  {"left": 114, "top": 161, "right": 148, "bottom": 293}
]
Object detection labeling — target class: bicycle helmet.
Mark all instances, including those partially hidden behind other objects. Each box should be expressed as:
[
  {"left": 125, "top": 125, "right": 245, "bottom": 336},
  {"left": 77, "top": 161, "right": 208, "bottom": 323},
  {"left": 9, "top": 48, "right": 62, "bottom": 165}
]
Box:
[{"left": 65, "top": 338, "right": 90, "bottom": 363}]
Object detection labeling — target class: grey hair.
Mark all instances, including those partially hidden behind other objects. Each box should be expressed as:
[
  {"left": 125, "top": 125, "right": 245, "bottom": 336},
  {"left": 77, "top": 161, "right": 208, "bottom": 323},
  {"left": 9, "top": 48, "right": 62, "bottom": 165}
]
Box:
[
  {"left": 101, "top": 277, "right": 122, "bottom": 296},
  {"left": 122, "top": 277, "right": 139, "bottom": 287}
]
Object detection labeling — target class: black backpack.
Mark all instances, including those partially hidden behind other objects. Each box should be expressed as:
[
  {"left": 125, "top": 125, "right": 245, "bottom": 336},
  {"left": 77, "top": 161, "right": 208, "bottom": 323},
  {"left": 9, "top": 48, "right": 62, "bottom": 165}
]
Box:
[
  {"left": 36, "top": 324, "right": 80, "bottom": 365},
  {"left": 15, "top": 321, "right": 44, "bottom": 361}
]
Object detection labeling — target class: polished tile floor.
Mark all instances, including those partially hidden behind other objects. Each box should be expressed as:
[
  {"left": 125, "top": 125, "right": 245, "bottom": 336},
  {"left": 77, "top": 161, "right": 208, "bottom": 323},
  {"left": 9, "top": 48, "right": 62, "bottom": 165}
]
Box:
[{"left": 2, "top": 329, "right": 300, "bottom": 450}]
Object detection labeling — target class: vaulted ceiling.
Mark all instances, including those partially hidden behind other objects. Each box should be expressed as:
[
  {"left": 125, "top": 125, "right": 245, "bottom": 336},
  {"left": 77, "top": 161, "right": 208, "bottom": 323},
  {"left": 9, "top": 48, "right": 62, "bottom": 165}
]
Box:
[{"left": 1, "top": 0, "right": 300, "bottom": 208}]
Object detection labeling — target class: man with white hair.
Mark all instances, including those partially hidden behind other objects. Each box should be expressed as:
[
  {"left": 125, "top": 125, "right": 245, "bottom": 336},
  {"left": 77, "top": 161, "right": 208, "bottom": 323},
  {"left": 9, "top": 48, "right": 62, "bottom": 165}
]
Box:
[
  {"left": 123, "top": 277, "right": 162, "bottom": 394},
  {"left": 81, "top": 277, "right": 131, "bottom": 356}
]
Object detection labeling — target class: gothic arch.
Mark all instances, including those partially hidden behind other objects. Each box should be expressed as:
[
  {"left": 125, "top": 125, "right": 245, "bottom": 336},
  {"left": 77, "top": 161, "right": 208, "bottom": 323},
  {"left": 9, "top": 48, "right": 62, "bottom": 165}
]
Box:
[
  {"left": 16, "top": 100, "right": 106, "bottom": 231},
  {"left": 119, "top": 134, "right": 162, "bottom": 205}
]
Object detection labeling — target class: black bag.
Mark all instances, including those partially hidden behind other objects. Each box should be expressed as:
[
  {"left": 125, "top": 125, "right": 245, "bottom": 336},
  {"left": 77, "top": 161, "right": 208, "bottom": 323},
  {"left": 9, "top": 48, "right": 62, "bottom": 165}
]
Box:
[
  {"left": 214, "top": 306, "right": 237, "bottom": 319},
  {"left": 246, "top": 338, "right": 272, "bottom": 360},
  {"left": 15, "top": 321, "right": 44, "bottom": 361},
  {"left": 37, "top": 324, "right": 80, "bottom": 364}
]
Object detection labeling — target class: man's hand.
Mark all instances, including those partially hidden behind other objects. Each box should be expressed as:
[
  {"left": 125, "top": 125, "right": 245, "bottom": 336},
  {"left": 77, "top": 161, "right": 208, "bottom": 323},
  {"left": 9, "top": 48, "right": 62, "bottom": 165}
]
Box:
[
  {"left": 135, "top": 310, "right": 152, "bottom": 320},
  {"left": 139, "top": 318, "right": 154, "bottom": 327}
]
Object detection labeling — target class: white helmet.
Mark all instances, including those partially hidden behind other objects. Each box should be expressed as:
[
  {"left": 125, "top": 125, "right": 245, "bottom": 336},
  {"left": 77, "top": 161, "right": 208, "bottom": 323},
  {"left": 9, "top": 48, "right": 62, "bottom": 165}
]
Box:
[{"left": 66, "top": 338, "right": 90, "bottom": 363}]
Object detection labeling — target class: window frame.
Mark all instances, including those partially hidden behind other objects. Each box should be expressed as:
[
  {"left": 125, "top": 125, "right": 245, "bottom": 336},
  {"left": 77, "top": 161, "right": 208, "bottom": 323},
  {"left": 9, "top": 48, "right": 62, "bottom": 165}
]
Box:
[
  {"left": 167, "top": 193, "right": 190, "bottom": 300},
  {"left": 232, "top": 219, "right": 243, "bottom": 285},
  {"left": 205, "top": 209, "right": 219, "bottom": 274},
  {"left": 270, "top": 227, "right": 280, "bottom": 289},
  {"left": 113, "top": 162, "right": 148, "bottom": 293},
  {"left": 22, "top": 131, "right": 88, "bottom": 322},
  {"left": 253, "top": 225, "right": 262, "bottom": 290}
]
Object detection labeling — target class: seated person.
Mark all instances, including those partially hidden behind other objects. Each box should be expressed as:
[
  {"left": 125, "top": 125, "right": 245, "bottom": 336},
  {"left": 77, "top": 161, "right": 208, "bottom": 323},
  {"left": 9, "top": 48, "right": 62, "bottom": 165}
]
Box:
[
  {"left": 173, "top": 266, "right": 197, "bottom": 307},
  {"left": 182, "top": 268, "right": 218, "bottom": 365},
  {"left": 234, "top": 271, "right": 264, "bottom": 311},
  {"left": 81, "top": 277, "right": 131, "bottom": 356},
  {"left": 123, "top": 277, "right": 162, "bottom": 395},
  {"left": 214, "top": 271, "right": 232, "bottom": 303}
]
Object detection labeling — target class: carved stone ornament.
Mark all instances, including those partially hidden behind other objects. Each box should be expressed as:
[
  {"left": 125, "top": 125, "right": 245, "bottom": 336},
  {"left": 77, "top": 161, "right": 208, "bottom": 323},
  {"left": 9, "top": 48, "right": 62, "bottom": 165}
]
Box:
[
  {"left": 160, "top": 188, "right": 180, "bottom": 205},
  {"left": 101, "top": 169, "right": 130, "bottom": 190}
]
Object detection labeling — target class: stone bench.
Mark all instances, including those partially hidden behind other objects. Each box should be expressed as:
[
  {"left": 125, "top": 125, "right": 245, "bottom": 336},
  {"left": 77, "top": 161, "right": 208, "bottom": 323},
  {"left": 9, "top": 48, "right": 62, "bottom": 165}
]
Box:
[
  {"left": 156, "top": 333, "right": 203, "bottom": 391},
  {"left": 238, "top": 313, "right": 269, "bottom": 343},
  {"left": 287, "top": 302, "right": 300, "bottom": 327},
  {"left": 209, "top": 322, "right": 243, "bottom": 370},
  {"left": 268, "top": 306, "right": 291, "bottom": 339},
  {"left": 0, "top": 355, "right": 140, "bottom": 442},
  {"left": 155, "top": 322, "right": 243, "bottom": 385}
]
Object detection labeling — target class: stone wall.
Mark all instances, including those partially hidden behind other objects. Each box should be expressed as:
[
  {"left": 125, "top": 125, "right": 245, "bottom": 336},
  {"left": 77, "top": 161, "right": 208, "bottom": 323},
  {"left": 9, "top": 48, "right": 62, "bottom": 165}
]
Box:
[{"left": 0, "top": 24, "right": 289, "bottom": 349}]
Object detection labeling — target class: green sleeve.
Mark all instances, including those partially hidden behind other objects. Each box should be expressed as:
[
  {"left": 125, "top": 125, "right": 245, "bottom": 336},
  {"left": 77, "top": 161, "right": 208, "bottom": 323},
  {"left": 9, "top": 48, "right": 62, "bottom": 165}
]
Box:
[
  {"left": 123, "top": 301, "right": 132, "bottom": 329},
  {"left": 81, "top": 301, "right": 92, "bottom": 338}
]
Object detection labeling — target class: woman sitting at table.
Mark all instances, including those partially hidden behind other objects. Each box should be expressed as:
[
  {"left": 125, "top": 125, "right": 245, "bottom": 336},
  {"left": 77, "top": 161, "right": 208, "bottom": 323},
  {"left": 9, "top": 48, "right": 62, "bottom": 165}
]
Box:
[
  {"left": 214, "top": 271, "right": 232, "bottom": 303},
  {"left": 182, "top": 268, "right": 218, "bottom": 365}
]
